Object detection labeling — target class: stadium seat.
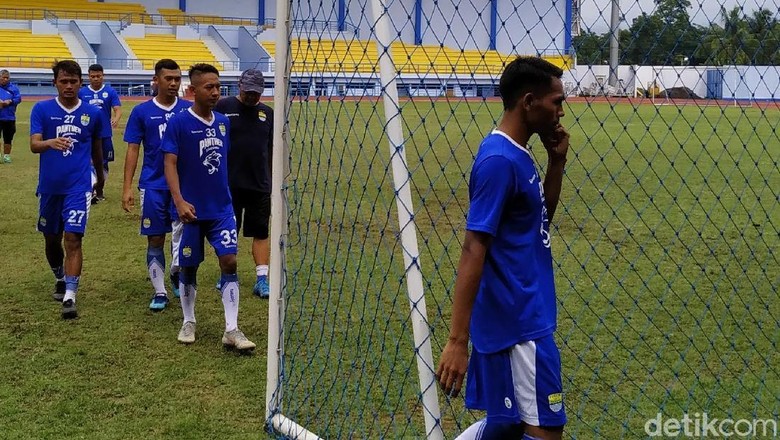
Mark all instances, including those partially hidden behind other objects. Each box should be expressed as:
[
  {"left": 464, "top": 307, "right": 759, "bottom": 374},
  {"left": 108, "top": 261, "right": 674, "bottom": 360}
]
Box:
[
  {"left": 0, "top": 0, "right": 153, "bottom": 24},
  {"left": 0, "top": 29, "right": 72, "bottom": 68},
  {"left": 259, "top": 38, "right": 569, "bottom": 76},
  {"left": 157, "top": 8, "right": 257, "bottom": 27},
  {"left": 124, "top": 34, "right": 219, "bottom": 70}
]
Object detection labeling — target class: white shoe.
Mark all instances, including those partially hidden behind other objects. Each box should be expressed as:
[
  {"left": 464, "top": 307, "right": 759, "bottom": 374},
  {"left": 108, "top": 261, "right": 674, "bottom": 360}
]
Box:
[
  {"left": 177, "top": 321, "right": 196, "bottom": 344},
  {"left": 222, "top": 329, "right": 256, "bottom": 352}
]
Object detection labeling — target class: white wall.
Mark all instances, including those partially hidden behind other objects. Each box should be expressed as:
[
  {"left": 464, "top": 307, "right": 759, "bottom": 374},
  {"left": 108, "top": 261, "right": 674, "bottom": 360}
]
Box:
[
  {"left": 496, "top": 0, "right": 566, "bottom": 54},
  {"left": 421, "top": 0, "right": 491, "bottom": 50},
  {"left": 185, "top": 0, "right": 258, "bottom": 17}
]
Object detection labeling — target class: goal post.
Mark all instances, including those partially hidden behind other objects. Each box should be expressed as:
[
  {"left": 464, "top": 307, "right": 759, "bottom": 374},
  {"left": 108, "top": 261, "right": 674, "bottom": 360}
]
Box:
[{"left": 265, "top": 0, "right": 443, "bottom": 438}]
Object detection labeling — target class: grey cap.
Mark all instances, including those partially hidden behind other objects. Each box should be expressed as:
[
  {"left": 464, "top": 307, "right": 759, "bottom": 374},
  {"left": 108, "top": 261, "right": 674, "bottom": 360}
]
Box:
[{"left": 239, "top": 69, "right": 265, "bottom": 93}]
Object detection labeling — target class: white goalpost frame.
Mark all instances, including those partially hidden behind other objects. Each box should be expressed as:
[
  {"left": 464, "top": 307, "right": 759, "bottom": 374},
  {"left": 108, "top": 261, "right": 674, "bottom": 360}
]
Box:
[
  {"left": 368, "top": 0, "right": 445, "bottom": 438},
  {"left": 265, "top": 1, "right": 444, "bottom": 438},
  {"left": 265, "top": 0, "right": 322, "bottom": 438}
]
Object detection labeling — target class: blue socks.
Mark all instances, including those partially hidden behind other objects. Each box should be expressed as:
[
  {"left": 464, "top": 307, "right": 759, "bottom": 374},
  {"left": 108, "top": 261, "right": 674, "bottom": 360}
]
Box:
[
  {"left": 51, "top": 265, "right": 65, "bottom": 281},
  {"left": 64, "top": 275, "right": 79, "bottom": 303}
]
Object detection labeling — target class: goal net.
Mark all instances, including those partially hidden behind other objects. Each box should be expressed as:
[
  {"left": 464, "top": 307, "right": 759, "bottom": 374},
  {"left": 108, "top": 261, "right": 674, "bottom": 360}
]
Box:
[{"left": 264, "top": 0, "right": 779, "bottom": 438}]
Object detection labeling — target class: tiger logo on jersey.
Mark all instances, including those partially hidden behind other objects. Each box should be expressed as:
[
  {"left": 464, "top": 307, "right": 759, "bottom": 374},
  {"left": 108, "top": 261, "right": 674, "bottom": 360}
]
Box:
[{"left": 202, "top": 151, "right": 222, "bottom": 175}]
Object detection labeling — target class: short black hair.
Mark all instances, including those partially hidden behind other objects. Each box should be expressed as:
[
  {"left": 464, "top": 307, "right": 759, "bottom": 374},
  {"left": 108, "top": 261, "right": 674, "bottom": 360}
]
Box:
[
  {"left": 88, "top": 63, "right": 104, "bottom": 73},
  {"left": 155, "top": 59, "right": 180, "bottom": 75},
  {"left": 188, "top": 63, "right": 219, "bottom": 79},
  {"left": 52, "top": 60, "right": 82, "bottom": 79},
  {"left": 499, "top": 56, "right": 563, "bottom": 111}
]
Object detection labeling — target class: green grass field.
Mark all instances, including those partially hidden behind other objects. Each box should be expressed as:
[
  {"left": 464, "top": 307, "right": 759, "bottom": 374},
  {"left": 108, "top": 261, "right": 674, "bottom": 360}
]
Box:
[{"left": 0, "top": 99, "right": 777, "bottom": 439}]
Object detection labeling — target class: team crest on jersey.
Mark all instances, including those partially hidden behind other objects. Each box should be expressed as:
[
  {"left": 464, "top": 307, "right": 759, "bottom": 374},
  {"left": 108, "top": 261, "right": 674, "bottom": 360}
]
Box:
[
  {"left": 258, "top": 110, "right": 266, "bottom": 122},
  {"left": 218, "top": 123, "right": 226, "bottom": 136},
  {"left": 548, "top": 393, "right": 563, "bottom": 412},
  {"left": 80, "top": 114, "right": 90, "bottom": 126},
  {"left": 182, "top": 246, "right": 192, "bottom": 257},
  {"left": 142, "top": 218, "right": 151, "bottom": 228},
  {"left": 102, "top": 92, "right": 108, "bottom": 98}
]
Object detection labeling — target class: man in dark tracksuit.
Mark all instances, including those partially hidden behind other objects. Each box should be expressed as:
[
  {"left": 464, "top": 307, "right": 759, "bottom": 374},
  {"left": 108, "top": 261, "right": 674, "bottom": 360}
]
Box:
[{"left": 214, "top": 69, "right": 274, "bottom": 298}]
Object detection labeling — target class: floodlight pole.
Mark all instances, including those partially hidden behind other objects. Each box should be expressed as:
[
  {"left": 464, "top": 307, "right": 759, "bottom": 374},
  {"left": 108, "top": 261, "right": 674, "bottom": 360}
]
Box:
[{"left": 608, "top": 0, "right": 620, "bottom": 88}]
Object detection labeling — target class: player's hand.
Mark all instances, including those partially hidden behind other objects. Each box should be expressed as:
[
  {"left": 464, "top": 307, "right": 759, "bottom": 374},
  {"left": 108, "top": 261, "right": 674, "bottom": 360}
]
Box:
[
  {"left": 121, "top": 189, "right": 135, "bottom": 213},
  {"left": 93, "top": 176, "right": 105, "bottom": 194},
  {"left": 176, "top": 200, "right": 197, "bottom": 223},
  {"left": 48, "top": 137, "right": 73, "bottom": 151},
  {"left": 436, "top": 339, "right": 469, "bottom": 398},
  {"left": 542, "top": 124, "right": 570, "bottom": 164},
  {"left": 110, "top": 118, "right": 119, "bottom": 128}
]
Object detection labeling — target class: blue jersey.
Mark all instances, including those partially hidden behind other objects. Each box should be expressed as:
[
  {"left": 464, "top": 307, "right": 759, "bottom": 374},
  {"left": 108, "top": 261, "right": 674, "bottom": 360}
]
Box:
[
  {"left": 161, "top": 108, "right": 233, "bottom": 220},
  {"left": 30, "top": 98, "right": 105, "bottom": 195},
  {"left": 467, "top": 130, "right": 557, "bottom": 354},
  {"left": 124, "top": 97, "right": 192, "bottom": 190},
  {"left": 78, "top": 84, "right": 120, "bottom": 136}
]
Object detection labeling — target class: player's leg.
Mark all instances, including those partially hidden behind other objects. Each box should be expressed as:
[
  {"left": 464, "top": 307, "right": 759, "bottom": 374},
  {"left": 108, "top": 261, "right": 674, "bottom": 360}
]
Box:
[
  {"left": 170, "top": 218, "right": 182, "bottom": 298},
  {"left": 454, "top": 418, "right": 527, "bottom": 440},
  {"left": 2, "top": 120, "right": 15, "bottom": 163},
  {"left": 39, "top": 193, "right": 66, "bottom": 301},
  {"left": 177, "top": 221, "right": 205, "bottom": 344},
  {"left": 509, "top": 335, "right": 566, "bottom": 440},
  {"left": 216, "top": 188, "right": 244, "bottom": 291},
  {"left": 59, "top": 191, "right": 92, "bottom": 319},
  {"left": 140, "top": 189, "right": 175, "bottom": 310},
  {"left": 242, "top": 191, "right": 271, "bottom": 298},
  {"left": 458, "top": 348, "right": 526, "bottom": 439},
  {"left": 95, "top": 137, "right": 113, "bottom": 200},
  {"left": 207, "top": 216, "right": 255, "bottom": 352}
]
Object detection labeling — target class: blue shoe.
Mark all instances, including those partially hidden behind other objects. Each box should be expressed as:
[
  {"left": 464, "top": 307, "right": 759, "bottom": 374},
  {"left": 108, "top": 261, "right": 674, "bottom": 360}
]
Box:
[
  {"left": 149, "top": 294, "right": 169, "bottom": 311},
  {"left": 170, "top": 272, "right": 180, "bottom": 298},
  {"left": 253, "top": 276, "right": 270, "bottom": 299}
]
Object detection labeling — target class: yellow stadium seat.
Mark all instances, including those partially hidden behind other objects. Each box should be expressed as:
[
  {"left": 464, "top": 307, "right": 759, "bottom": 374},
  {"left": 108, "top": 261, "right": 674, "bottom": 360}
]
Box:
[
  {"left": 259, "top": 38, "right": 569, "bottom": 76},
  {"left": 0, "top": 29, "right": 72, "bottom": 68},
  {"left": 0, "top": 1, "right": 153, "bottom": 24},
  {"left": 124, "top": 34, "right": 219, "bottom": 70}
]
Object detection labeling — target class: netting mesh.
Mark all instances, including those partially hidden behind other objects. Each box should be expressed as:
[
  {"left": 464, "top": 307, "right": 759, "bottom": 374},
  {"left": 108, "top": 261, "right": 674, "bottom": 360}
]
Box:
[{"left": 268, "top": 0, "right": 779, "bottom": 438}]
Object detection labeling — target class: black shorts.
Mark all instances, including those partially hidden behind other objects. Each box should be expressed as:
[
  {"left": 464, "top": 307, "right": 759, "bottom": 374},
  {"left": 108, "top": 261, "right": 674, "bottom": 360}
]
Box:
[
  {"left": 0, "top": 120, "right": 15, "bottom": 144},
  {"left": 231, "top": 188, "right": 270, "bottom": 239}
]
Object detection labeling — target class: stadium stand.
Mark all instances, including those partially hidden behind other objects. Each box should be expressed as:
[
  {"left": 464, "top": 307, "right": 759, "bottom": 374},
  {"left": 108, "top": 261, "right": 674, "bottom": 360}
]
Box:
[
  {"left": 157, "top": 8, "right": 257, "bottom": 27},
  {"left": 260, "top": 39, "right": 573, "bottom": 75},
  {"left": 124, "top": 34, "right": 219, "bottom": 70},
  {"left": 0, "top": 0, "right": 153, "bottom": 24},
  {"left": 0, "top": 29, "right": 72, "bottom": 68}
]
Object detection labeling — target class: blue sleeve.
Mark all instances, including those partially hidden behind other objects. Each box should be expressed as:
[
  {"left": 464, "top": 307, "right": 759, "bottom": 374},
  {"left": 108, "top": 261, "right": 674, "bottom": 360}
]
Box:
[
  {"left": 110, "top": 88, "right": 121, "bottom": 107},
  {"left": 466, "top": 156, "right": 515, "bottom": 236},
  {"left": 30, "top": 103, "right": 43, "bottom": 136},
  {"left": 11, "top": 85, "right": 21, "bottom": 105},
  {"left": 160, "top": 116, "right": 179, "bottom": 155},
  {"left": 123, "top": 107, "right": 143, "bottom": 144}
]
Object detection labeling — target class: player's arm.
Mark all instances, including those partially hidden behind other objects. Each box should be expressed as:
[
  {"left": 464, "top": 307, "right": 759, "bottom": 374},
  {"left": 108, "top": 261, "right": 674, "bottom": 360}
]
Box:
[
  {"left": 110, "top": 90, "right": 122, "bottom": 127},
  {"left": 92, "top": 136, "right": 105, "bottom": 191},
  {"left": 30, "top": 134, "right": 71, "bottom": 153},
  {"left": 122, "top": 143, "right": 141, "bottom": 212},
  {"left": 267, "top": 109, "right": 274, "bottom": 174},
  {"left": 11, "top": 85, "right": 21, "bottom": 105},
  {"left": 542, "top": 124, "right": 570, "bottom": 222},
  {"left": 29, "top": 106, "right": 69, "bottom": 153},
  {"left": 437, "top": 230, "right": 491, "bottom": 397},
  {"left": 111, "top": 105, "right": 122, "bottom": 127},
  {"left": 164, "top": 152, "right": 196, "bottom": 222}
]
